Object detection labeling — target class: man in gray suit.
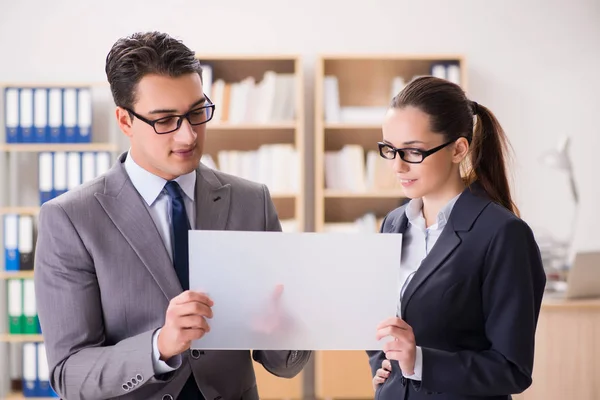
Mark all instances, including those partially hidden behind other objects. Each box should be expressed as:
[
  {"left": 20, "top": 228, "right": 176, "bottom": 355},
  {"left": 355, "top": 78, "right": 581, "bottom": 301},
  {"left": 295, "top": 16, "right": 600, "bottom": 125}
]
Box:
[{"left": 34, "top": 31, "right": 311, "bottom": 400}]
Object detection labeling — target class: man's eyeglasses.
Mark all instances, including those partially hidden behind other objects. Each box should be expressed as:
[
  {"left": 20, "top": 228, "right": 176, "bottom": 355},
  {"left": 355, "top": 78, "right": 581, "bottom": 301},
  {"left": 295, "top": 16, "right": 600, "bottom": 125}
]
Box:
[
  {"left": 377, "top": 139, "right": 456, "bottom": 164},
  {"left": 125, "top": 95, "right": 216, "bottom": 134}
]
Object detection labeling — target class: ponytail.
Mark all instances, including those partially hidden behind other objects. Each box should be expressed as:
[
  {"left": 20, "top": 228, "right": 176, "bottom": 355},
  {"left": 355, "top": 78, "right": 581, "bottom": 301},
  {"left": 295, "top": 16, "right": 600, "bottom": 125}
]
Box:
[{"left": 465, "top": 102, "right": 519, "bottom": 216}]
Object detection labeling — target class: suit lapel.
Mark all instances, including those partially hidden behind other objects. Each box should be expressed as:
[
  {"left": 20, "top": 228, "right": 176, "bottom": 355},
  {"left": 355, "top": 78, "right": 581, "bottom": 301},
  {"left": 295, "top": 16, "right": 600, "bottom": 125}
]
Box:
[
  {"left": 195, "top": 164, "right": 231, "bottom": 231},
  {"left": 95, "top": 153, "right": 182, "bottom": 300},
  {"left": 399, "top": 185, "right": 491, "bottom": 317},
  {"left": 400, "top": 225, "right": 461, "bottom": 317}
]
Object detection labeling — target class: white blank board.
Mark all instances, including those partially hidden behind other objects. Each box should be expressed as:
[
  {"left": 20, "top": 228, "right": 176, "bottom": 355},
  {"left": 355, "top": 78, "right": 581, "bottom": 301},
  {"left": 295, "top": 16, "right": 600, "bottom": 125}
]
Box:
[{"left": 189, "top": 230, "right": 401, "bottom": 351}]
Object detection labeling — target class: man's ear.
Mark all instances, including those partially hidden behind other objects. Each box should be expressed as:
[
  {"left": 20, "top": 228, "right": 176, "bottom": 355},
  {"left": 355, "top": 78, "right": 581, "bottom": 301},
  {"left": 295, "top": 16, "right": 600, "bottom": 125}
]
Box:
[
  {"left": 116, "top": 107, "right": 134, "bottom": 138},
  {"left": 452, "top": 137, "right": 469, "bottom": 164}
]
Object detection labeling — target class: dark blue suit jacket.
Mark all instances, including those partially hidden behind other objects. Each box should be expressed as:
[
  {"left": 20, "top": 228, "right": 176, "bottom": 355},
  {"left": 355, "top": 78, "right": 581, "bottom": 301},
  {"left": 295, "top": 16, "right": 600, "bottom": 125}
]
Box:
[{"left": 368, "top": 184, "right": 546, "bottom": 400}]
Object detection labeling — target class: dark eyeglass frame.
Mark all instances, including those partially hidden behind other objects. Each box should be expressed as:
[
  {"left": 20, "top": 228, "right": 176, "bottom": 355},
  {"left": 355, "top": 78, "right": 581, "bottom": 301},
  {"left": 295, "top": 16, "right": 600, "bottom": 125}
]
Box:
[
  {"left": 377, "top": 139, "right": 457, "bottom": 164},
  {"left": 124, "top": 94, "right": 216, "bottom": 134}
]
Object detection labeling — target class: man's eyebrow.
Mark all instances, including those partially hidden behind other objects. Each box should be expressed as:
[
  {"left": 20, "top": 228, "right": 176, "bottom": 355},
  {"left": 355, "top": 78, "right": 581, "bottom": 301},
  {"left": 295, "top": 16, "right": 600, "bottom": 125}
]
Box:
[
  {"left": 402, "top": 140, "right": 425, "bottom": 145},
  {"left": 188, "top": 97, "right": 206, "bottom": 109},
  {"left": 148, "top": 107, "right": 178, "bottom": 115},
  {"left": 148, "top": 98, "right": 206, "bottom": 115}
]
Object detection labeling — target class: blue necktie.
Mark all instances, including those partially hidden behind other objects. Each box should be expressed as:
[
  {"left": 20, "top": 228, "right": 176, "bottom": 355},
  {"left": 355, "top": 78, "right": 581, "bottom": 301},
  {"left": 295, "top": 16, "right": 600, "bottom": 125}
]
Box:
[
  {"left": 165, "top": 182, "right": 204, "bottom": 399},
  {"left": 164, "top": 181, "right": 190, "bottom": 291}
]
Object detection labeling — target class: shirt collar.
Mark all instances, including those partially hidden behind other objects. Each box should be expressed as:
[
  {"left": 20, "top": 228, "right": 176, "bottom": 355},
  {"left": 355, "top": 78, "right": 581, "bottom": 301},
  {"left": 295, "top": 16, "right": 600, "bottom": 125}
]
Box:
[
  {"left": 124, "top": 150, "right": 196, "bottom": 207},
  {"left": 405, "top": 192, "right": 462, "bottom": 230}
]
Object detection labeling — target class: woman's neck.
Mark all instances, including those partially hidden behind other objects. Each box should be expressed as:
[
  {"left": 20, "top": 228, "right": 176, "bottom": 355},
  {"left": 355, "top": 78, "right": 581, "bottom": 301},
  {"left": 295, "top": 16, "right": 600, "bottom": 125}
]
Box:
[{"left": 421, "top": 178, "right": 465, "bottom": 228}]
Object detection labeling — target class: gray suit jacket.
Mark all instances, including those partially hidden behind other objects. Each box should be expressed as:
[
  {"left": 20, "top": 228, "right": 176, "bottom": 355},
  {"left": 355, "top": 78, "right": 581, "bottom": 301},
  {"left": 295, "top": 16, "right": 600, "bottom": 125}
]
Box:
[{"left": 34, "top": 152, "right": 311, "bottom": 400}]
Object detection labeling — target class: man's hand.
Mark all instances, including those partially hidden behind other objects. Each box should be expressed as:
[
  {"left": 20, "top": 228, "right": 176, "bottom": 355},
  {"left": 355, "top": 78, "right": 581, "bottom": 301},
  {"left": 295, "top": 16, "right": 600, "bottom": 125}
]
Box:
[
  {"left": 251, "top": 284, "right": 290, "bottom": 335},
  {"left": 157, "top": 290, "right": 214, "bottom": 361},
  {"left": 376, "top": 317, "right": 416, "bottom": 375},
  {"left": 372, "top": 359, "right": 392, "bottom": 390}
]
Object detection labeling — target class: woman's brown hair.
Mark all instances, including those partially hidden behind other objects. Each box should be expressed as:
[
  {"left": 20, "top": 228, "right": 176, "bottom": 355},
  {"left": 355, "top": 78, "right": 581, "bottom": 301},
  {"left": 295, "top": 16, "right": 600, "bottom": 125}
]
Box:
[{"left": 391, "top": 76, "right": 519, "bottom": 216}]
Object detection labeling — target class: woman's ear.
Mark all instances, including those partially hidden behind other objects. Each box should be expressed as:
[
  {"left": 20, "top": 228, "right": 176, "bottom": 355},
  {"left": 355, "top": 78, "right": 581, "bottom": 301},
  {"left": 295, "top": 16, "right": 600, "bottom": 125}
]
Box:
[{"left": 452, "top": 137, "right": 470, "bottom": 164}]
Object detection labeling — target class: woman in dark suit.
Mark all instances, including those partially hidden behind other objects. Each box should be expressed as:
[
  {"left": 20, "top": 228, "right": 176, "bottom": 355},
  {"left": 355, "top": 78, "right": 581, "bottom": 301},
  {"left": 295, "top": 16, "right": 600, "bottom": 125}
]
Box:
[{"left": 369, "top": 76, "right": 546, "bottom": 400}]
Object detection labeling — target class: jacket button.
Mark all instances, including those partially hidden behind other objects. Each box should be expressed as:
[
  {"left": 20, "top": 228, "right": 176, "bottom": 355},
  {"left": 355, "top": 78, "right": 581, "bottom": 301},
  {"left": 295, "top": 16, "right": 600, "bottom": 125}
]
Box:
[
  {"left": 162, "top": 395, "right": 174, "bottom": 400},
  {"left": 136, "top": 374, "right": 143, "bottom": 382},
  {"left": 122, "top": 384, "right": 129, "bottom": 391},
  {"left": 191, "top": 349, "right": 201, "bottom": 359}
]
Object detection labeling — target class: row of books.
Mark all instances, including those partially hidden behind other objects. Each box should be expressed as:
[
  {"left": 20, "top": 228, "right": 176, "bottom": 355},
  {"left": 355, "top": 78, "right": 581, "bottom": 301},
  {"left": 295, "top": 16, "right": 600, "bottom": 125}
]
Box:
[
  {"left": 3, "top": 214, "right": 34, "bottom": 271},
  {"left": 324, "top": 144, "right": 402, "bottom": 192},
  {"left": 323, "top": 212, "right": 385, "bottom": 233},
  {"left": 7, "top": 278, "right": 40, "bottom": 335},
  {"left": 323, "top": 62, "right": 461, "bottom": 124},
  {"left": 4, "top": 86, "right": 93, "bottom": 143},
  {"left": 38, "top": 151, "right": 112, "bottom": 204},
  {"left": 202, "top": 66, "right": 296, "bottom": 124},
  {"left": 201, "top": 144, "right": 299, "bottom": 194},
  {"left": 8, "top": 342, "right": 60, "bottom": 398},
  {"left": 430, "top": 61, "right": 461, "bottom": 85}
]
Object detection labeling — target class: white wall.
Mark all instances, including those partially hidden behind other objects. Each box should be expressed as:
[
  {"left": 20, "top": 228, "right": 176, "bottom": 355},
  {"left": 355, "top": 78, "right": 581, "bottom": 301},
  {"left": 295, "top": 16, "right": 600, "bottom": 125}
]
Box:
[{"left": 1, "top": 0, "right": 599, "bottom": 250}]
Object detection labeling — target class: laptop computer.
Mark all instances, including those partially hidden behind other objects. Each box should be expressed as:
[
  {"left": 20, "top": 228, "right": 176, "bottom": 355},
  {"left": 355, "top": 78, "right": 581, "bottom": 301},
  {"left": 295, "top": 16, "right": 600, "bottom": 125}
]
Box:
[{"left": 547, "top": 251, "right": 600, "bottom": 299}]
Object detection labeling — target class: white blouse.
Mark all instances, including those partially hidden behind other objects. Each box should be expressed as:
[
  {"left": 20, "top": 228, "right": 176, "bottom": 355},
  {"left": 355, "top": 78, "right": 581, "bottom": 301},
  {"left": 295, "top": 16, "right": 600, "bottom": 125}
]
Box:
[{"left": 395, "top": 192, "right": 462, "bottom": 380}]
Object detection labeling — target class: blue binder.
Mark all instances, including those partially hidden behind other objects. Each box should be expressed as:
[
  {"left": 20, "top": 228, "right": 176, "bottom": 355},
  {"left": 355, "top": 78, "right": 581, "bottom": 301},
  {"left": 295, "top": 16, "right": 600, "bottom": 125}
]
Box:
[
  {"left": 3, "top": 214, "right": 19, "bottom": 271},
  {"left": 39, "top": 152, "right": 54, "bottom": 204},
  {"left": 33, "top": 88, "right": 50, "bottom": 143},
  {"left": 4, "top": 87, "right": 20, "bottom": 143},
  {"left": 48, "top": 88, "right": 64, "bottom": 143},
  {"left": 19, "top": 88, "right": 34, "bottom": 143}
]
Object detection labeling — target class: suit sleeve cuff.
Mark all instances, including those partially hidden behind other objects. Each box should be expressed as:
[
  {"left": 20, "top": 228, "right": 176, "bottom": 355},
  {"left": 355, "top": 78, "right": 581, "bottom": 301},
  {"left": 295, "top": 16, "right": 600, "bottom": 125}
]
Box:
[
  {"left": 152, "top": 328, "right": 182, "bottom": 374},
  {"left": 402, "top": 346, "right": 423, "bottom": 381}
]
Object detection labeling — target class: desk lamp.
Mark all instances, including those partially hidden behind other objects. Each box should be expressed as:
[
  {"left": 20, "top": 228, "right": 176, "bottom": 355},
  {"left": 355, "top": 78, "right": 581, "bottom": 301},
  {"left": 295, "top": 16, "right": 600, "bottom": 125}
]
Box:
[{"left": 539, "top": 135, "right": 579, "bottom": 274}]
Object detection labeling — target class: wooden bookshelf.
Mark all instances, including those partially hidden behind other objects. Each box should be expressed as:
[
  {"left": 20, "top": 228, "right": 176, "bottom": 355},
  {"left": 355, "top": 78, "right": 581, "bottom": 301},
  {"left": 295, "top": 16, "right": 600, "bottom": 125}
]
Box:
[
  {"left": 5, "top": 392, "right": 56, "bottom": 400},
  {"left": 209, "top": 122, "right": 297, "bottom": 130},
  {"left": 0, "top": 334, "right": 43, "bottom": 343},
  {"left": 197, "top": 54, "right": 305, "bottom": 399},
  {"left": 313, "top": 54, "right": 467, "bottom": 399},
  {"left": 315, "top": 351, "right": 374, "bottom": 400},
  {"left": 0, "top": 207, "right": 39, "bottom": 216},
  {"left": 0, "top": 143, "right": 118, "bottom": 152},
  {"left": 200, "top": 54, "right": 306, "bottom": 236},
  {"left": 0, "top": 271, "right": 34, "bottom": 280},
  {"left": 0, "top": 83, "right": 120, "bottom": 400}
]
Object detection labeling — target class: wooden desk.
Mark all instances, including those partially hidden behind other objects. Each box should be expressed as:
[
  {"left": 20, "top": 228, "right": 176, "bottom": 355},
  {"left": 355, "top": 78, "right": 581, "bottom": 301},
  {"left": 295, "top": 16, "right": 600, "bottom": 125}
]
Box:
[
  {"left": 315, "top": 297, "right": 600, "bottom": 400},
  {"left": 514, "top": 297, "right": 600, "bottom": 400}
]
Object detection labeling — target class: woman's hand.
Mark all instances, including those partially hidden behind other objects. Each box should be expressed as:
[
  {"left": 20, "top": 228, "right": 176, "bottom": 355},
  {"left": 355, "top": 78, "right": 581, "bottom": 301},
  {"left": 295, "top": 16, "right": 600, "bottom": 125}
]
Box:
[
  {"left": 376, "top": 317, "right": 416, "bottom": 375},
  {"left": 372, "top": 359, "right": 392, "bottom": 390}
]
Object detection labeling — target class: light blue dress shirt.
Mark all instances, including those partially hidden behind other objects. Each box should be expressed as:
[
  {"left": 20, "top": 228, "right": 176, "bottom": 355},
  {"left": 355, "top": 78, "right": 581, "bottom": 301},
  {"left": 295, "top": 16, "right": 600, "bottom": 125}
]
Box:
[
  {"left": 396, "top": 192, "right": 462, "bottom": 381},
  {"left": 123, "top": 151, "right": 196, "bottom": 374}
]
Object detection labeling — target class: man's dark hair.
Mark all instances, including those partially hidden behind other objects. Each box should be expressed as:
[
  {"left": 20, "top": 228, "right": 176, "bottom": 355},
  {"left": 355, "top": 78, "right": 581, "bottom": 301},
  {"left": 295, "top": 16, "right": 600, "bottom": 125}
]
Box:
[{"left": 105, "top": 31, "right": 203, "bottom": 110}]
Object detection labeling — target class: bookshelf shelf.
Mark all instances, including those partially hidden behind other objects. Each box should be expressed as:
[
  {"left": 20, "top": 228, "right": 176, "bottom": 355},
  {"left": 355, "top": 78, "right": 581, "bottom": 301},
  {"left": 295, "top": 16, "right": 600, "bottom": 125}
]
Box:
[
  {"left": 0, "top": 207, "right": 40, "bottom": 215},
  {"left": 209, "top": 122, "right": 297, "bottom": 130},
  {"left": 6, "top": 392, "right": 55, "bottom": 400},
  {"left": 0, "top": 334, "right": 43, "bottom": 343},
  {"left": 0, "top": 271, "right": 34, "bottom": 280},
  {"left": 324, "top": 190, "right": 405, "bottom": 199},
  {"left": 324, "top": 123, "right": 382, "bottom": 130},
  {"left": 0, "top": 143, "right": 119, "bottom": 153},
  {"left": 314, "top": 53, "right": 467, "bottom": 399},
  {"left": 200, "top": 54, "right": 305, "bottom": 235},
  {"left": 1, "top": 83, "right": 121, "bottom": 400},
  {"left": 270, "top": 192, "right": 299, "bottom": 199}
]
